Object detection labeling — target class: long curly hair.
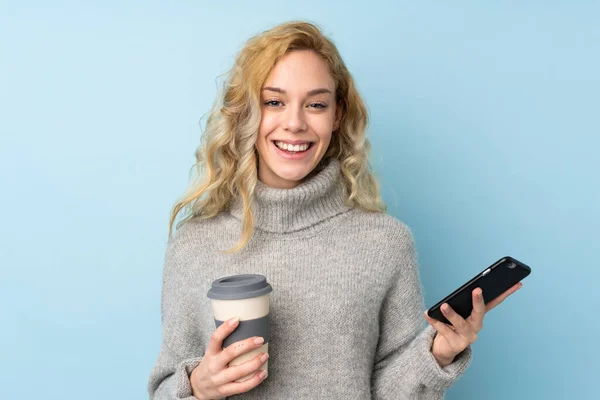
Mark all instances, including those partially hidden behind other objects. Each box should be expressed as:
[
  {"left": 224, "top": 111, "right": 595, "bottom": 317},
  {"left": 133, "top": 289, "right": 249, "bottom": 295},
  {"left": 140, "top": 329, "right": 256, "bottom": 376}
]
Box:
[{"left": 169, "top": 20, "right": 386, "bottom": 253}]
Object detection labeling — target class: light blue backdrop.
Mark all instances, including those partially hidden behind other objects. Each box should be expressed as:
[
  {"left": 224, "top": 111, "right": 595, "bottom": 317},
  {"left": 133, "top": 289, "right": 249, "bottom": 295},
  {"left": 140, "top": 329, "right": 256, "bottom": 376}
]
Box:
[{"left": 1, "top": 1, "right": 598, "bottom": 399}]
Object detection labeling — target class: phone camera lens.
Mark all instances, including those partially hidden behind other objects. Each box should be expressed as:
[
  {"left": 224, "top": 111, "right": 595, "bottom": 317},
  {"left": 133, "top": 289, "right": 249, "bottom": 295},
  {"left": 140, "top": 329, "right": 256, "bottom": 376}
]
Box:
[{"left": 507, "top": 262, "right": 516, "bottom": 269}]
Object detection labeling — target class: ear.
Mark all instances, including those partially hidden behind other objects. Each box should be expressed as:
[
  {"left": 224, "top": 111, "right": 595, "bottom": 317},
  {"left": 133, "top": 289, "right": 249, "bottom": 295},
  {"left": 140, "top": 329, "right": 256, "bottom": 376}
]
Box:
[{"left": 333, "top": 101, "right": 343, "bottom": 131}]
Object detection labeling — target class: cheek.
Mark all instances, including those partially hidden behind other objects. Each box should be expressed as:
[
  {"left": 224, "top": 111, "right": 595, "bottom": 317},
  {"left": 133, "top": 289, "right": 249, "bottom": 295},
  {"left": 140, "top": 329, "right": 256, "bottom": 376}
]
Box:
[
  {"left": 312, "top": 115, "right": 335, "bottom": 142},
  {"left": 259, "top": 112, "right": 277, "bottom": 137}
]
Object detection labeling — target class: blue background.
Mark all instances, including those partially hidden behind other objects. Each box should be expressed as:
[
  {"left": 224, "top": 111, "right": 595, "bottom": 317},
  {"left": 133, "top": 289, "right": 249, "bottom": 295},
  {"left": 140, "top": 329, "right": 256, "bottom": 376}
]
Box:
[{"left": 1, "top": 1, "right": 598, "bottom": 399}]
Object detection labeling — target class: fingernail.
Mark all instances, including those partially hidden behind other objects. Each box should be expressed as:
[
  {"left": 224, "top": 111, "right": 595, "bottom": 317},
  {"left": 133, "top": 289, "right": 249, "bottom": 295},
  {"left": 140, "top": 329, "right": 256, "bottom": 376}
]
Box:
[
  {"left": 261, "top": 353, "right": 269, "bottom": 362},
  {"left": 229, "top": 316, "right": 240, "bottom": 327},
  {"left": 254, "top": 336, "right": 264, "bottom": 345}
]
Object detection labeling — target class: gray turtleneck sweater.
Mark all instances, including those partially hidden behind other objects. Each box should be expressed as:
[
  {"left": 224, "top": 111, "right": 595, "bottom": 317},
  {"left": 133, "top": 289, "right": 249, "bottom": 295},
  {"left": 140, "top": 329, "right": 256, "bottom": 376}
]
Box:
[{"left": 148, "top": 158, "right": 472, "bottom": 399}]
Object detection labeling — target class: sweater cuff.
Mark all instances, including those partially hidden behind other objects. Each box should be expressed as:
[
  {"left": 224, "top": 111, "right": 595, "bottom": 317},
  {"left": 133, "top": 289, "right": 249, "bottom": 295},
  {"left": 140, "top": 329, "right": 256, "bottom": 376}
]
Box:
[
  {"left": 412, "top": 325, "right": 472, "bottom": 392},
  {"left": 173, "top": 357, "right": 203, "bottom": 399}
]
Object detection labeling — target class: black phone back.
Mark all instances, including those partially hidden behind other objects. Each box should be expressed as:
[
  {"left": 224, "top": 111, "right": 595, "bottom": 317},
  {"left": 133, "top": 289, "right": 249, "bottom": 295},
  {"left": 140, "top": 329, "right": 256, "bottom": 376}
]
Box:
[{"left": 427, "top": 256, "right": 531, "bottom": 325}]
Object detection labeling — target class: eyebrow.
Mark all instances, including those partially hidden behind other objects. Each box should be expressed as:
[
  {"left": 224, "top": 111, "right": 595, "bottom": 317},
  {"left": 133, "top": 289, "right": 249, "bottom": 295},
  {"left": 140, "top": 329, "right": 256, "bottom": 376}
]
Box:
[{"left": 262, "top": 86, "right": 332, "bottom": 96}]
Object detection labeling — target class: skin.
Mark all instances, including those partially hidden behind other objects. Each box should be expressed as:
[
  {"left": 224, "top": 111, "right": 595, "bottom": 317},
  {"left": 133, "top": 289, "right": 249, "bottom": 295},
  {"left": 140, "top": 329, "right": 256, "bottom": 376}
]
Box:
[
  {"left": 255, "top": 49, "right": 342, "bottom": 189},
  {"left": 191, "top": 317, "right": 270, "bottom": 399},
  {"left": 425, "top": 283, "right": 524, "bottom": 367}
]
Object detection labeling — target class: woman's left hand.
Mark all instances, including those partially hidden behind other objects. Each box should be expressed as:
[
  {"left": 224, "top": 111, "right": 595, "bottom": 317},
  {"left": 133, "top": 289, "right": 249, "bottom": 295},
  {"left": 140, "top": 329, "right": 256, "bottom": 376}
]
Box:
[{"left": 424, "top": 282, "right": 523, "bottom": 367}]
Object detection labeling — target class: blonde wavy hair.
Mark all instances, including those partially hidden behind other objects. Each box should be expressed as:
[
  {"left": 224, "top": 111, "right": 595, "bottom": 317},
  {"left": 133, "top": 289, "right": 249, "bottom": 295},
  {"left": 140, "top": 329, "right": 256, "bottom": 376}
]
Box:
[{"left": 169, "top": 20, "right": 386, "bottom": 253}]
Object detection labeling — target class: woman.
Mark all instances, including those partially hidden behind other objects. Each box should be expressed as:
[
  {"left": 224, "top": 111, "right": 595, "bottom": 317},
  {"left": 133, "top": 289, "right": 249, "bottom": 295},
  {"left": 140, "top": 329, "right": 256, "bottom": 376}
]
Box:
[{"left": 148, "top": 21, "right": 521, "bottom": 399}]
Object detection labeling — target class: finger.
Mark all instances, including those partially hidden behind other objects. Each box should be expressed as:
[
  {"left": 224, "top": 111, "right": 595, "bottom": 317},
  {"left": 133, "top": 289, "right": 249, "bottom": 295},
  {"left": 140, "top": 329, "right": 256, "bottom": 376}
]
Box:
[
  {"left": 205, "top": 316, "right": 240, "bottom": 357},
  {"left": 424, "top": 311, "right": 461, "bottom": 340},
  {"left": 214, "top": 351, "right": 269, "bottom": 386},
  {"left": 486, "top": 282, "right": 523, "bottom": 312},
  {"left": 218, "top": 336, "right": 265, "bottom": 370},
  {"left": 215, "top": 369, "right": 267, "bottom": 397},
  {"left": 440, "top": 303, "right": 477, "bottom": 342},
  {"left": 470, "top": 288, "right": 486, "bottom": 331}
]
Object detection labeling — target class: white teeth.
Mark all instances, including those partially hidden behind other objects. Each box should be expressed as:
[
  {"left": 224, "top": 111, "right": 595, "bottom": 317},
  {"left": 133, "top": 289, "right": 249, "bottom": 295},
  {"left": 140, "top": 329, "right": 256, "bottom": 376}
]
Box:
[{"left": 275, "top": 141, "right": 310, "bottom": 152}]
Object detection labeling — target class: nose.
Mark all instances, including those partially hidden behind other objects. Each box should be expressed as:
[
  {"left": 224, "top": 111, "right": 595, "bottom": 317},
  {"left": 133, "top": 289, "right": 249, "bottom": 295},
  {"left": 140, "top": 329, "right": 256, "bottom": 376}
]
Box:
[{"left": 283, "top": 105, "right": 307, "bottom": 133}]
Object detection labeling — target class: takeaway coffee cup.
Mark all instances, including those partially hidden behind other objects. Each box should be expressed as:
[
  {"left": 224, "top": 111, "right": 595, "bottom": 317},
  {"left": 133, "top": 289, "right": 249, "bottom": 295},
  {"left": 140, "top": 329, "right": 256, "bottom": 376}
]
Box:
[{"left": 207, "top": 274, "right": 273, "bottom": 382}]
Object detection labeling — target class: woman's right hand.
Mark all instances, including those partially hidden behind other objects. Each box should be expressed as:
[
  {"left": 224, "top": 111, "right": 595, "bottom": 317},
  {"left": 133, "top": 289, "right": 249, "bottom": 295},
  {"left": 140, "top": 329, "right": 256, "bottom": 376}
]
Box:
[{"left": 190, "top": 317, "right": 269, "bottom": 400}]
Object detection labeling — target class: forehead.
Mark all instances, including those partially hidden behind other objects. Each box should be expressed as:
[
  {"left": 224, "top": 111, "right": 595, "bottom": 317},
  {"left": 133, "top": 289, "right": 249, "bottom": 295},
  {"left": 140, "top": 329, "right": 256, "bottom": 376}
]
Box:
[{"left": 263, "top": 50, "right": 335, "bottom": 93}]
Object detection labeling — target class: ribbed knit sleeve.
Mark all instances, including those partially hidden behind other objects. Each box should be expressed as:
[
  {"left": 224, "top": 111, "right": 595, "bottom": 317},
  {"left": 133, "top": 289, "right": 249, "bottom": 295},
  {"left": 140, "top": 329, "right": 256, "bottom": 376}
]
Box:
[
  {"left": 150, "top": 347, "right": 203, "bottom": 399},
  {"left": 370, "top": 226, "right": 472, "bottom": 399},
  {"left": 148, "top": 223, "right": 207, "bottom": 399}
]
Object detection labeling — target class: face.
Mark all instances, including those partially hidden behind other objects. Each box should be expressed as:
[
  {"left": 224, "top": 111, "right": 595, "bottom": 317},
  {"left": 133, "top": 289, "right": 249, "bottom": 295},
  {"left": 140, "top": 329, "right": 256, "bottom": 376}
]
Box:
[{"left": 255, "top": 50, "right": 342, "bottom": 189}]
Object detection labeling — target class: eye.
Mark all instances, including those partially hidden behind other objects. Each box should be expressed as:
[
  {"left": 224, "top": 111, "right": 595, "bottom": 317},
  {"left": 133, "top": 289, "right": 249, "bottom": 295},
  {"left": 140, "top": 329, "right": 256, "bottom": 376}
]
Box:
[
  {"left": 264, "top": 100, "right": 282, "bottom": 107},
  {"left": 309, "top": 102, "right": 327, "bottom": 109}
]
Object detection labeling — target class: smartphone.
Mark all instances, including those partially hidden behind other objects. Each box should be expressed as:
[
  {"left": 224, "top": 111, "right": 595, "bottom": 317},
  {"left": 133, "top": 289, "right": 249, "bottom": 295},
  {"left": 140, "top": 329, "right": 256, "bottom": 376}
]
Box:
[{"left": 427, "top": 256, "right": 531, "bottom": 325}]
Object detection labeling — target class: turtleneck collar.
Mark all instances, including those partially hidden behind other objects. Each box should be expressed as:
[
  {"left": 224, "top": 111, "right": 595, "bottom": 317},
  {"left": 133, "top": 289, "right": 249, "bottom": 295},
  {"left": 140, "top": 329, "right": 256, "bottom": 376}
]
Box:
[{"left": 228, "top": 158, "right": 351, "bottom": 233}]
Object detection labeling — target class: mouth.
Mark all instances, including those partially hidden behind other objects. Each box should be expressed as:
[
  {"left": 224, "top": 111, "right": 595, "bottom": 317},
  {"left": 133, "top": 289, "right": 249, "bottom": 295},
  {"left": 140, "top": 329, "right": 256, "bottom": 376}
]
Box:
[{"left": 271, "top": 140, "right": 315, "bottom": 154}]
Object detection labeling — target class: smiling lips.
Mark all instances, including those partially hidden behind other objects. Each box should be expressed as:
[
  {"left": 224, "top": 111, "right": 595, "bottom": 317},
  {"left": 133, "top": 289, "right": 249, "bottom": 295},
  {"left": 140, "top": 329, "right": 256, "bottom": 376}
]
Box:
[{"left": 273, "top": 140, "right": 313, "bottom": 153}]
